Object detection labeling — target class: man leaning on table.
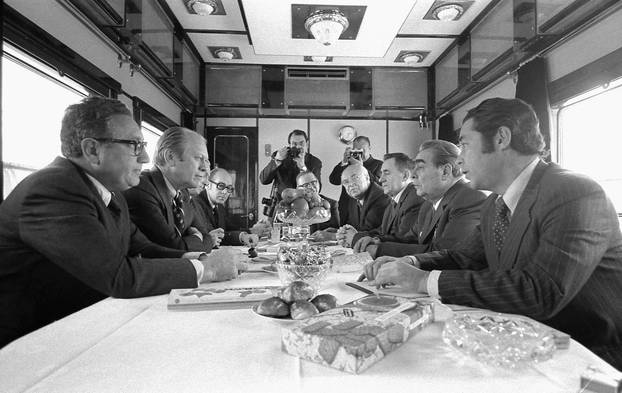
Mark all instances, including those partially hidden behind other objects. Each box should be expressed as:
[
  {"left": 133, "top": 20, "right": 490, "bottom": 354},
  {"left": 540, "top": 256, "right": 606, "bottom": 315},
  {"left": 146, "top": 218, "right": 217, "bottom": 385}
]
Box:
[
  {"left": 364, "top": 98, "right": 622, "bottom": 369},
  {"left": 123, "top": 126, "right": 216, "bottom": 251},
  {"left": 0, "top": 97, "right": 237, "bottom": 348},
  {"left": 366, "top": 140, "right": 486, "bottom": 258}
]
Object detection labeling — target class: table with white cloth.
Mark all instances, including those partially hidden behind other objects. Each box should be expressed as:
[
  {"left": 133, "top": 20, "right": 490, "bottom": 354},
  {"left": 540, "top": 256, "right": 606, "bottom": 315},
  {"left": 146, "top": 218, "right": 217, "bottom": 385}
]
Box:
[{"left": 0, "top": 246, "right": 617, "bottom": 393}]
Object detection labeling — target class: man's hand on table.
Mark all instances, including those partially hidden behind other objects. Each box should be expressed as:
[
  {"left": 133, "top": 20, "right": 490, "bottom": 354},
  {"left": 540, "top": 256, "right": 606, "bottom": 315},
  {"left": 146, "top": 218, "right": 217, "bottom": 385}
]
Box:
[
  {"left": 363, "top": 255, "right": 418, "bottom": 281},
  {"left": 336, "top": 225, "right": 357, "bottom": 248},
  {"left": 352, "top": 236, "right": 379, "bottom": 253},
  {"left": 209, "top": 228, "right": 225, "bottom": 247},
  {"left": 374, "top": 260, "right": 429, "bottom": 293},
  {"left": 198, "top": 248, "right": 239, "bottom": 282},
  {"left": 250, "top": 219, "right": 272, "bottom": 238},
  {"left": 240, "top": 232, "right": 259, "bottom": 247}
]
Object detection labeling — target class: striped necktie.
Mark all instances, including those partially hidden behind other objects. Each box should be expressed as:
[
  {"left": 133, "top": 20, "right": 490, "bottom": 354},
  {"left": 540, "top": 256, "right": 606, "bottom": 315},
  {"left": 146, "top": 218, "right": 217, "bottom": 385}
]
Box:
[{"left": 172, "top": 191, "right": 185, "bottom": 233}]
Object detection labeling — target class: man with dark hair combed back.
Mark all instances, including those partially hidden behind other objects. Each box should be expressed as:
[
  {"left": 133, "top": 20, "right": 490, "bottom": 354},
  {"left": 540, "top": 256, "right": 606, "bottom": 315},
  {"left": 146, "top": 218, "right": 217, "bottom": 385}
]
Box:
[{"left": 365, "top": 97, "right": 622, "bottom": 370}]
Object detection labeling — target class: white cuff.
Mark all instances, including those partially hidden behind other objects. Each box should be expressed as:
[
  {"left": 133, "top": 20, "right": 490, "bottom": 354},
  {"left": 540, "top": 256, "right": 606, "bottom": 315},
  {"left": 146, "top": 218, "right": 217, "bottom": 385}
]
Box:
[
  {"left": 407, "top": 255, "right": 418, "bottom": 266},
  {"left": 189, "top": 259, "right": 204, "bottom": 285},
  {"left": 426, "top": 270, "right": 442, "bottom": 298}
]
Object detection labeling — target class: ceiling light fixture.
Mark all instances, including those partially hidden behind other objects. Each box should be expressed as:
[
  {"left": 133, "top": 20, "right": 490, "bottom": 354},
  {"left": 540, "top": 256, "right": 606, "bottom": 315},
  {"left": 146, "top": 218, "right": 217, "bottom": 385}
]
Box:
[
  {"left": 304, "top": 9, "right": 349, "bottom": 46},
  {"left": 215, "top": 48, "right": 235, "bottom": 60},
  {"left": 395, "top": 51, "right": 429, "bottom": 64},
  {"left": 187, "top": 0, "right": 217, "bottom": 16},
  {"left": 311, "top": 56, "right": 327, "bottom": 62},
  {"left": 433, "top": 3, "right": 464, "bottom": 21}
]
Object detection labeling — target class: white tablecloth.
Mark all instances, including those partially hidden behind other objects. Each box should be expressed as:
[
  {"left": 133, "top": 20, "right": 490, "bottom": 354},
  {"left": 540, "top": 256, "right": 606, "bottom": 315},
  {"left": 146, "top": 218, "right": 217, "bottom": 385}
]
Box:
[{"left": 0, "top": 269, "right": 616, "bottom": 393}]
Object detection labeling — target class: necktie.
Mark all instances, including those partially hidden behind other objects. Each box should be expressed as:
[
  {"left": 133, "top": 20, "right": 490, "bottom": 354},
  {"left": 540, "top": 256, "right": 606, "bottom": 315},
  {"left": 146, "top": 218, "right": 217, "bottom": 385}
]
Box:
[
  {"left": 212, "top": 205, "right": 219, "bottom": 227},
  {"left": 108, "top": 193, "right": 121, "bottom": 218},
  {"left": 492, "top": 197, "right": 510, "bottom": 253},
  {"left": 172, "top": 191, "right": 185, "bottom": 234}
]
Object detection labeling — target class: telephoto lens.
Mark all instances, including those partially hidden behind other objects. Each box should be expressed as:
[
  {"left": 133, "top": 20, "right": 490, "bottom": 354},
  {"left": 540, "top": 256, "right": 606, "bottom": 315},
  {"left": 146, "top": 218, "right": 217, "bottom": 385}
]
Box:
[{"left": 288, "top": 147, "right": 301, "bottom": 158}]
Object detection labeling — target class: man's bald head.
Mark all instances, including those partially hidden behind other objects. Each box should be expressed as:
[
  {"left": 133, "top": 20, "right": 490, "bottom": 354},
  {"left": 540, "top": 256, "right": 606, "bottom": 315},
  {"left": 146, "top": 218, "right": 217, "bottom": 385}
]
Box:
[{"left": 341, "top": 163, "right": 370, "bottom": 200}]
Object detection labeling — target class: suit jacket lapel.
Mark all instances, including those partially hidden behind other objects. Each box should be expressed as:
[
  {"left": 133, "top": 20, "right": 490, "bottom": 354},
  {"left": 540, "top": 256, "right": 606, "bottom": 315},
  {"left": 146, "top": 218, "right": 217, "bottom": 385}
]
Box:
[
  {"left": 499, "top": 161, "right": 548, "bottom": 268},
  {"left": 151, "top": 168, "right": 175, "bottom": 225}
]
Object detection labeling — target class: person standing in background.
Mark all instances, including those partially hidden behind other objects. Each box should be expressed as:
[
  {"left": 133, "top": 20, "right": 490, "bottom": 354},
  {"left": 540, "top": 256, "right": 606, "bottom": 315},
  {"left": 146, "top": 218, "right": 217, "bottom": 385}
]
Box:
[{"left": 259, "top": 130, "right": 322, "bottom": 212}]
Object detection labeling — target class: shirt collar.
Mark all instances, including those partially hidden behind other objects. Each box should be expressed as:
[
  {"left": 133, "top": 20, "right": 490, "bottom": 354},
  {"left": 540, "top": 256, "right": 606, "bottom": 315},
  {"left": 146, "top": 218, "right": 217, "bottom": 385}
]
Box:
[
  {"left": 432, "top": 197, "right": 443, "bottom": 211},
  {"left": 203, "top": 188, "right": 216, "bottom": 209},
  {"left": 157, "top": 167, "right": 178, "bottom": 200},
  {"left": 392, "top": 185, "right": 408, "bottom": 204},
  {"left": 85, "top": 173, "right": 112, "bottom": 207},
  {"left": 502, "top": 157, "right": 540, "bottom": 216}
]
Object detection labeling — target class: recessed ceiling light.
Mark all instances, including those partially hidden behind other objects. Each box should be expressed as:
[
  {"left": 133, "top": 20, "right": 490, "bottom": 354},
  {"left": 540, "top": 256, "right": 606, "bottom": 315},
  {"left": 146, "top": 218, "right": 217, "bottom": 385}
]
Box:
[
  {"left": 215, "top": 48, "right": 234, "bottom": 60},
  {"left": 433, "top": 4, "right": 464, "bottom": 21},
  {"left": 187, "top": 0, "right": 217, "bottom": 15},
  {"left": 395, "top": 51, "right": 429, "bottom": 64}
]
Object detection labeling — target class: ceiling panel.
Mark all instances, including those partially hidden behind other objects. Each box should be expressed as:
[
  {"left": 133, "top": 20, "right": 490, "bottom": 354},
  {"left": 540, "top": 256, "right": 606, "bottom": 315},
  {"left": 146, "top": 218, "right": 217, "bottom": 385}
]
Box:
[{"left": 165, "top": 0, "right": 496, "bottom": 67}]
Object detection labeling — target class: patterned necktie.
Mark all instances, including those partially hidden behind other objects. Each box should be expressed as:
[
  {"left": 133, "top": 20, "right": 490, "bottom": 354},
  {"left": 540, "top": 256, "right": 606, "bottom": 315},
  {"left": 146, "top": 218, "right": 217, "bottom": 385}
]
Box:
[
  {"left": 172, "top": 191, "right": 185, "bottom": 233},
  {"left": 492, "top": 197, "right": 510, "bottom": 253}
]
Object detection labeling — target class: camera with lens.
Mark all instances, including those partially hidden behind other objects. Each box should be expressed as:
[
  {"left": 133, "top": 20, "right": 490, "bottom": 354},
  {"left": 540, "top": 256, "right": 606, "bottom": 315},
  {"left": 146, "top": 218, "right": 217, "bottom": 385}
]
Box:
[
  {"left": 349, "top": 149, "right": 364, "bottom": 160},
  {"left": 287, "top": 146, "right": 302, "bottom": 158},
  {"left": 261, "top": 196, "right": 277, "bottom": 217}
]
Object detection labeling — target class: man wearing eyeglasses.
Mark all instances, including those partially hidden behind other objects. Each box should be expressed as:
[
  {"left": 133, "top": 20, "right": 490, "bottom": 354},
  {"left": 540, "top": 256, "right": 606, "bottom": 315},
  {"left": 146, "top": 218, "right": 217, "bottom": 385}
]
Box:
[
  {"left": 193, "top": 168, "right": 262, "bottom": 246},
  {"left": 0, "top": 97, "right": 237, "bottom": 348},
  {"left": 123, "top": 127, "right": 215, "bottom": 252}
]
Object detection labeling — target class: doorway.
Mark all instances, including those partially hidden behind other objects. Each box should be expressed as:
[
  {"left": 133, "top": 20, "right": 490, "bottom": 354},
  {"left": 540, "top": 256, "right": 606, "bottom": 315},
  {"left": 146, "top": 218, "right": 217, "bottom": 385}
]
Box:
[{"left": 205, "top": 127, "right": 258, "bottom": 230}]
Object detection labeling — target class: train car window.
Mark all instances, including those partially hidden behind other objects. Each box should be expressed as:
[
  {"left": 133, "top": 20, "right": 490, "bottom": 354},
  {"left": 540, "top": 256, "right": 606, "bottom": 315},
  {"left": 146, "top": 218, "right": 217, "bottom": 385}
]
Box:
[
  {"left": 1, "top": 44, "right": 88, "bottom": 197},
  {"left": 140, "top": 121, "right": 163, "bottom": 169},
  {"left": 558, "top": 78, "right": 622, "bottom": 214}
]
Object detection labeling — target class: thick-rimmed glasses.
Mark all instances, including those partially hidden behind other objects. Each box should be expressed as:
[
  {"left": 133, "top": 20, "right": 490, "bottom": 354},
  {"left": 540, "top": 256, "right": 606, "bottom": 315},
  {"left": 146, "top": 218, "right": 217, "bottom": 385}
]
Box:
[
  {"left": 209, "top": 180, "right": 234, "bottom": 193},
  {"left": 92, "top": 138, "right": 148, "bottom": 156}
]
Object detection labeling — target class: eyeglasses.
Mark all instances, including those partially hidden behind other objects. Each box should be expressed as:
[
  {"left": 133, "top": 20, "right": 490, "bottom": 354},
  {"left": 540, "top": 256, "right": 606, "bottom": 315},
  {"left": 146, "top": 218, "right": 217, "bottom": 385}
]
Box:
[
  {"left": 93, "top": 138, "right": 148, "bottom": 156},
  {"left": 300, "top": 180, "right": 318, "bottom": 188},
  {"left": 209, "top": 180, "right": 234, "bottom": 193}
]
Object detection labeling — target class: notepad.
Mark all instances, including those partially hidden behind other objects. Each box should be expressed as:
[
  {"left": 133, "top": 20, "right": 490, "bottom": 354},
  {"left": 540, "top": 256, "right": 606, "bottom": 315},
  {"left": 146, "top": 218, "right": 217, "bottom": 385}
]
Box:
[{"left": 167, "top": 286, "right": 280, "bottom": 311}]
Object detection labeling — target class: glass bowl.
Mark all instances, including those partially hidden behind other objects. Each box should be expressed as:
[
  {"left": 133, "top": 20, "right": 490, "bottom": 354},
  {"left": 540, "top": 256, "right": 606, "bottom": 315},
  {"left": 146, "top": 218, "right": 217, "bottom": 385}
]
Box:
[
  {"left": 274, "top": 205, "right": 330, "bottom": 227},
  {"left": 275, "top": 243, "right": 331, "bottom": 291},
  {"left": 442, "top": 313, "right": 556, "bottom": 368}
]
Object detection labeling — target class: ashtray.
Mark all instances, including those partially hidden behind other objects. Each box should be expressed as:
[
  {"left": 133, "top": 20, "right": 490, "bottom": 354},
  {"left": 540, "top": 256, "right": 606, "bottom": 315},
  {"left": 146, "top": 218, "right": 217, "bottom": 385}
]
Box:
[{"left": 442, "top": 313, "right": 556, "bottom": 368}]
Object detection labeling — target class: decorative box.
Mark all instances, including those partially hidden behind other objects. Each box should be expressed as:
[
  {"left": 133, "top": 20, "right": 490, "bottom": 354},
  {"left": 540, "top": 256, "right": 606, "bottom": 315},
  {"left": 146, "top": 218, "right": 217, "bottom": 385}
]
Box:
[{"left": 281, "top": 296, "right": 434, "bottom": 373}]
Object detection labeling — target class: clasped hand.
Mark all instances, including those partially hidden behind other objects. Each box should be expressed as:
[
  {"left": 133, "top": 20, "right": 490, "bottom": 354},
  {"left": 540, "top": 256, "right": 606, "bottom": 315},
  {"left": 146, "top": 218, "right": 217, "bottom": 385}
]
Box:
[
  {"left": 336, "top": 224, "right": 357, "bottom": 247},
  {"left": 240, "top": 232, "right": 259, "bottom": 247},
  {"left": 208, "top": 228, "right": 225, "bottom": 247}
]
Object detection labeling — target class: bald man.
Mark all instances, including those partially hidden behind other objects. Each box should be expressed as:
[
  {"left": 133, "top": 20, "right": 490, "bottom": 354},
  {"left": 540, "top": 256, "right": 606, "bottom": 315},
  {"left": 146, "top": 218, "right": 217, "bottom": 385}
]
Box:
[
  {"left": 336, "top": 163, "right": 390, "bottom": 247},
  {"left": 193, "top": 168, "right": 263, "bottom": 246}
]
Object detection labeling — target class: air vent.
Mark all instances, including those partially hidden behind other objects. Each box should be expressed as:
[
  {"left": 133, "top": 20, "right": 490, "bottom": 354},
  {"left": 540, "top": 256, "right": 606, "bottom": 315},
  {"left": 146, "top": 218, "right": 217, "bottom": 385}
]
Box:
[{"left": 286, "top": 67, "right": 349, "bottom": 80}]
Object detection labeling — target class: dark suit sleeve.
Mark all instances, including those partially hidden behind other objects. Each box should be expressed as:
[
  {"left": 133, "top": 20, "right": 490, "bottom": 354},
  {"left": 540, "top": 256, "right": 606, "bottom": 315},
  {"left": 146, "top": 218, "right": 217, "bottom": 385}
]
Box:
[
  {"left": 259, "top": 155, "right": 279, "bottom": 185},
  {"left": 19, "top": 182, "right": 197, "bottom": 298},
  {"left": 367, "top": 159, "right": 383, "bottom": 185},
  {"left": 428, "top": 191, "right": 484, "bottom": 251},
  {"left": 329, "top": 162, "right": 346, "bottom": 185},
  {"left": 379, "top": 194, "right": 423, "bottom": 243},
  {"left": 185, "top": 201, "right": 216, "bottom": 250},
  {"left": 435, "top": 189, "right": 617, "bottom": 321},
  {"left": 360, "top": 193, "right": 390, "bottom": 232}
]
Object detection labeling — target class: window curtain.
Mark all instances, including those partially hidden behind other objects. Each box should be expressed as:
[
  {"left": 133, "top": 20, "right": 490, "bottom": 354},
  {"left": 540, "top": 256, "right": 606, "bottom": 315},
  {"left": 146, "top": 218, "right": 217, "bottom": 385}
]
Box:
[{"left": 515, "top": 57, "right": 551, "bottom": 159}]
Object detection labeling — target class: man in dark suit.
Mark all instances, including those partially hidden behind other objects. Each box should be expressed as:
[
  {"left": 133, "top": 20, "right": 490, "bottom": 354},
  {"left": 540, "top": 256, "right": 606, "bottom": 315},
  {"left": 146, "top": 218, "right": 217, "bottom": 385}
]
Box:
[
  {"left": 336, "top": 163, "right": 391, "bottom": 247},
  {"left": 352, "top": 153, "right": 424, "bottom": 252},
  {"left": 366, "top": 98, "right": 622, "bottom": 369},
  {"left": 371, "top": 140, "right": 486, "bottom": 257},
  {"left": 259, "top": 129, "right": 322, "bottom": 212},
  {"left": 329, "top": 136, "right": 383, "bottom": 222},
  {"left": 192, "top": 168, "right": 261, "bottom": 246},
  {"left": 0, "top": 97, "right": 237, "bottom": 348},
  {"left": 123, "top": 127, "right": 215, "bottom": 252}
]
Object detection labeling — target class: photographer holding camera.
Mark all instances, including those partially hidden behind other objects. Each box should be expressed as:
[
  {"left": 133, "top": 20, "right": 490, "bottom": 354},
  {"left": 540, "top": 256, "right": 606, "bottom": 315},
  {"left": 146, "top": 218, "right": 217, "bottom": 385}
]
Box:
[
  {"left": 329, "top": 135, "right": 383, "bottom": 223},
  {"left": 259, "top": 129, "right": 322, "bottom": 217}
]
